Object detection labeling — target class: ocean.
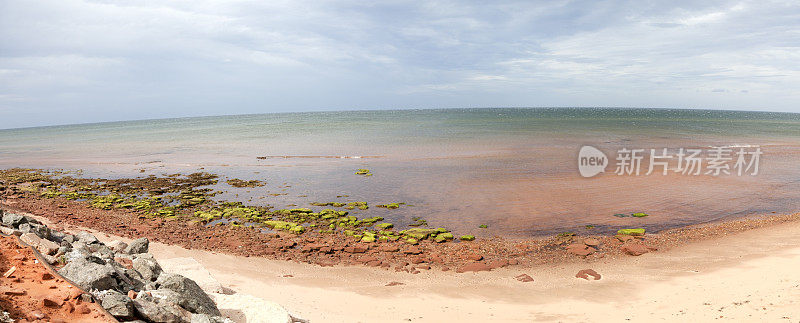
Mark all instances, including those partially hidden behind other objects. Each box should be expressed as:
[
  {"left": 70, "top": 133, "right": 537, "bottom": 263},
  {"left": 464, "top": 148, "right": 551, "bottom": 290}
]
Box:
[{"left": 2, "top": 108, "right": 799, "bottom": 237}]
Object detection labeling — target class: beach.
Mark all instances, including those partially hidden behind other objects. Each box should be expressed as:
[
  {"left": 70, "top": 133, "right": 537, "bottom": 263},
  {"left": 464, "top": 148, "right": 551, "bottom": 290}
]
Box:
[{"left": 10, "top": 205, "right": 800, "bottom": 322}]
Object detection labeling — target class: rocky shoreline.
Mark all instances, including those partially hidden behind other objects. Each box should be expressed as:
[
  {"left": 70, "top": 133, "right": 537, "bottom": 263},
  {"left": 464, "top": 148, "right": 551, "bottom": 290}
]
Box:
[{"left": 1, "top": 209, "right": 234, "bottom": 323}]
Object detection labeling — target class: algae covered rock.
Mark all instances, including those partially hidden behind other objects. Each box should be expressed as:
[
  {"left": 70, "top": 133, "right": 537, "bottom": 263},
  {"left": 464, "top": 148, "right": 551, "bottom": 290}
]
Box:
[
  {"left": 376, "top": 223, "right": 394, "bottom": 230},
  {"left": 434, "top": 232, "right": 454, "bottom": 243},
  {"left": 460, "top": 235, "right": 475, "bottom": 241},
  {"left": 631, "top": 212, "right": 649, "bottom": 217},
  {"left": 617, "top": 228, "right": 645, "bottom": 236}
]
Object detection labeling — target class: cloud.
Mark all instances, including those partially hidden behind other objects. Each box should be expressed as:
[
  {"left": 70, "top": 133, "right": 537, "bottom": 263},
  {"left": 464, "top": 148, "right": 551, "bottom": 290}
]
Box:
[{"left": 0, "top": 0, "right": 799, "bottom": 128}]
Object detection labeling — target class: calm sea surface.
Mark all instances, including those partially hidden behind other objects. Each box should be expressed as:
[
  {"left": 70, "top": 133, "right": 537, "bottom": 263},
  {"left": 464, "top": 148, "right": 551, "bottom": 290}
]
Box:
[{"left": 2, "top": 108, "right": 799, "bottom": 237}]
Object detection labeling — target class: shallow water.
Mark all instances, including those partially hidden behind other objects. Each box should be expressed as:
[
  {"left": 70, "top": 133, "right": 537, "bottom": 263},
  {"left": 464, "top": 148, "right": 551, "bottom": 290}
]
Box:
[{"left": 2, "top": 108, "right": 799, "bottom": 237}]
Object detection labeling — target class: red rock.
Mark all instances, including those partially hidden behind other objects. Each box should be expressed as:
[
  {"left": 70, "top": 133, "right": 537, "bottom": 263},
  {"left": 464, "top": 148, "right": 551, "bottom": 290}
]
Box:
[
  {"left": 417, "top": 264, "right": 431, "bottom": 270},
  {"left": 455, "top": 262, "right": 492, "bottom": 273},
  {"left": 385, "top": 281, "right": 404, "bottom": 286},
  {"left": 566, "top": 243, "right": 596, "bottom": 256},
  {"left": 515, "top": 274, "right": 534, "bottom": 282},
  {"left": 319, "top": 247, "right": 333, "bottom": 254},
  {"left": 379, "top": 245, "right": 400, "bottom": 252},
  {"left": 441, "top": 267, "right": 450, "bottom": 272},
  {"left": 344, "top": 245, "right": 368, "bottom": 253},
  {"left": 75, "top": 304, "right": 91, "bottom": 314},
  {"left": 114, "top": 257, "right": 134, "bottom": 269},
  {"left": 127, "top": 290, "right": 137, "bottom": 300},
  {"left": 357, "top": 256, "right": 378, "bottom": 263},
  {"left": 42, "top": 297, "right": 62, "bottom": 308},
  {"left": 403, "top": 247, "right": 422, "bottom": 255},
  {"left": 465, "top": 254, "right": 483, "bottom": 261},
  {"left": 41, "top": 272, "right": 54, "bottom": 280},
  {"left": 583, "top": 238, "right": 600, "bottom": 246},
  {"left": 367, "top": 260, "right": 382, "bottom": 267},
  {"left": 575, "top": 269, "right": 601, "bottom": 280},
  {"left": 488, "top": 259, "right": 509, "bottom": 269},
  {"left": 615, "top": 234, "right": 635, "bottom": 242},
  {"left": 621, "top": 243, "right": 653, "bottom": 256},
  {"left": 410, "top": 257, "right": 425, "bottom": 264}
]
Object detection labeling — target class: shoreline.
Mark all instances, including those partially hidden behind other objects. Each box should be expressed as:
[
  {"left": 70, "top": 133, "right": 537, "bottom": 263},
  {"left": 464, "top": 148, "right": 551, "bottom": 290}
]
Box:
[{"left": 4, "top": 188, "right": 800, "bottom": 271}]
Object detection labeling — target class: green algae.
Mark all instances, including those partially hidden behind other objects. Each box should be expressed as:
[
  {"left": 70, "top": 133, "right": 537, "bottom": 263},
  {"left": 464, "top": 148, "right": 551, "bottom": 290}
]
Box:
[
  {"left": 434, "top": 232, "right": 454, "bottom": 243},
  {"left": 226, "top": 178, "right": 266, "bottom": 188},
  {"left": 479, "top": 224, "right": 488, "bottom": 228},
  {"left": 617, "top": 228, "right": 645, "bottom": 236},
  {"left": 376, "top": 223, "right": 394, "bottom": 230},
  {"left": 355, "top": 169, "right": 372, "bottom": 176},
  {"left": 376, "top": 203, "right": 401, "bottom": 209},
  {"left": 460, "top": 235, "right": 475, "bottom": 241},
  {"left": 631, "top": 212, "right": 649, "bottom": 217}
]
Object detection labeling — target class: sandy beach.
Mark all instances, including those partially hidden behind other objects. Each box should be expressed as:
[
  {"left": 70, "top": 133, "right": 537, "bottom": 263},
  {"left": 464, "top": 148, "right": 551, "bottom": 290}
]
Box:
[{"left": 31, "top": 210, "right": 800, "bottom": 322}]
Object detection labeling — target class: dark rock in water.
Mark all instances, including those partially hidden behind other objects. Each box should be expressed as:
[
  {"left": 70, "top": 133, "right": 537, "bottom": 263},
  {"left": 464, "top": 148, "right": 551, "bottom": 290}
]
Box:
[
  {"left": 133, "top": 298, "right": 191, "bottom": 323},
  {"left": 125, "top": 237, "right": 150, "bottom": 254},
  {"left": 58, "top": 257, "right": 118, "bottom": 291},
  {"left": 575, "top": 269, "right": 601, "bottom": 280},
  {"left": 95, "top": 290, "right": 135, "bottom": 320},
  {"left": 156, "top": 273, "right": 221, "bottom": 316}
]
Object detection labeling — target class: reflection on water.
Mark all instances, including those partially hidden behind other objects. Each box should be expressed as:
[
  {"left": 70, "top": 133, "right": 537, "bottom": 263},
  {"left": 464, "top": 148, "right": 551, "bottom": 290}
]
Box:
[{"left": 1, "top": 108, "right": 799, "bottom": 237}]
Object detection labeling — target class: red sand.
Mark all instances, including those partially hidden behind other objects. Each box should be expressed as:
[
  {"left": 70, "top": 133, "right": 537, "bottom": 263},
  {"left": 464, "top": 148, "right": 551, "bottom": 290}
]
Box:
[{"left": 0, "top": 234, "right": 114, "bottom": 323}]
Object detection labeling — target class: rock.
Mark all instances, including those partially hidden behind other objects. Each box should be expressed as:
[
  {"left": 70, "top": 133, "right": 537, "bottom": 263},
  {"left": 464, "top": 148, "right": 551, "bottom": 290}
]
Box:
[
  {"left": 575, "top": 269, "right": 601, "bottom": 280},
  {"left": 95, "top": 290, "right": 135, "bottom": 320},
  {"left": 133, "top": 254, "right": 163, "bottom": 282},
  {"left": 402, "top": 246, "right": 422, "bottom": 255},
  {"left": 125, "top": 238, "right": 150, "bottom": 254},
  {"left": 515, "top": 274, "right": 534, "bottom": 282},
  {"left": 107, "top": 240, "right": 128, "bottom": 252},
  {"left": 434, "top": 232, "right": 454, "bottom": 243},
  {"left": 614, "top": 234, "right": 635, "bottom": 242},
  {"left": 19, "top": 233, "right": 42, "bottom": 248},
  {"left": 621, "top": 243, "right": 655, "bottom": 256},
  {"left": 465, "top": 253, "right": 483, "bottom": 261},
  {"left": 385, "top": 281, "right": 404, "bottom": 286},
  {"left": 133, "top": 298, "right": 191, "bottom": 323},
  {"left": 583, "top": 238, "right": 600, "bottom": 247},
  {"left": 38, "top": 238, "right": 60, "bottom": 256},
  {"left": 487, "top": 259, "right": 509, "bottom": 269},
  {"left": 156, "top": 273, "right": 221, "bottom": 316},
  {"left": 343, "top": 245, "right": 368, "bottom": 253},
  {"left": 459, "top": 235, "right": 476, "bottom": 241},
  {"left": 455, "top": 262, "right": 492, "bottom": 273},
  {"left": 566, "top": 243, "right": 595, "bottom": 256},
  {"left": 58, "top": 257, "right": 118, "bottom": 291},
  {"left": 1, "top": 213, "right": 27, "bottom": 228},
  {"left": 76, "top": 231, "right": 99, "bottom": 244},
  {"left": 616, "top": 228, "right": 645, "bottom": 236},
  {"left": 191, "top": 314, "right": 233, "bottom": 323},
  {"left": 379, "top": 245, "right": 400, "bottom": 252}
]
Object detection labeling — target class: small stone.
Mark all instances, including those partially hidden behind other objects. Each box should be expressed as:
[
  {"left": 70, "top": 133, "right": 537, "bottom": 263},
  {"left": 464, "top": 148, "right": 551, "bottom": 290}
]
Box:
[
  {"left": 583, "top": 238, "right": 600, "bottom": 246},
  {"left": 575, "top": 269, "right": 601, "bottom": 280},
  {"left": 385, "top": 281, "right": 404, "bottom": 286},
  {"left": 515, "top": 274, "right": 534, "bottom": 282},
  {"left": 455, "top": 262, "right": 491, "bottom": 273}
]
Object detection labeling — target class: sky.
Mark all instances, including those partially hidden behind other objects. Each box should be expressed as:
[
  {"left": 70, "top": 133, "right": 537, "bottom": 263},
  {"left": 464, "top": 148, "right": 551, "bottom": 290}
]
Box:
[{"left": 1, "top": 0, "right": 799, "bottom": 129}]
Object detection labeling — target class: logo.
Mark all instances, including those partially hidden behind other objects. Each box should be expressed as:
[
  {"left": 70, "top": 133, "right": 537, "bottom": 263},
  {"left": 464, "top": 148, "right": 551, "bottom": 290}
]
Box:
[{"left": 578, "top": 145, "right": 608, "bottom": 178}]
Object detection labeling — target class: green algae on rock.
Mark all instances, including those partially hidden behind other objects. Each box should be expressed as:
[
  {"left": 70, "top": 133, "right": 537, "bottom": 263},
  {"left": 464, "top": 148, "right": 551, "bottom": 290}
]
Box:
[
  {"left": 226, "top": 178, "right": 266, "bottom": 188},
  {"left": 460, "top": 235, "right": 475, "bottom": 241},
  {"left": 617, "top": 228, "right": 646, "bottom": 236},
  {"left": 376, "top": 203, "right": 401, "bottom": 209},
  {"left": 631, "top": 212, "right": 649, "bottom": 217}
]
